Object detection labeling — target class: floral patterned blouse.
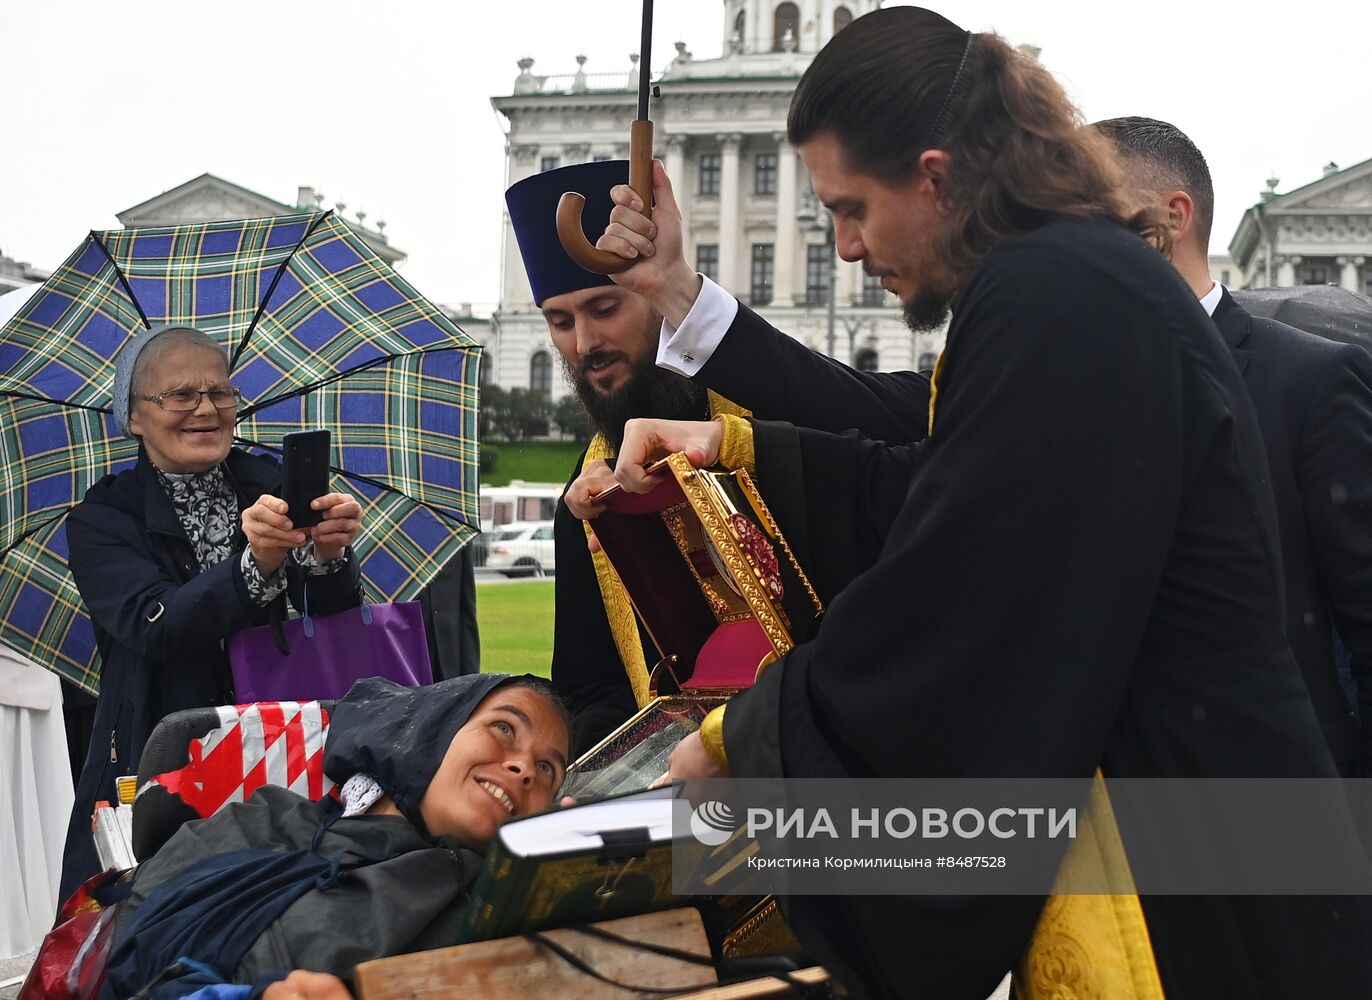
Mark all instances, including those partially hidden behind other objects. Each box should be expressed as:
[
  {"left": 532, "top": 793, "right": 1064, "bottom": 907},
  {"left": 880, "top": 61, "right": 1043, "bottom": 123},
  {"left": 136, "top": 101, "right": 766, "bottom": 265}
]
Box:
[{"left": 156, "top": 466, "right": 345, "bottom": 606}]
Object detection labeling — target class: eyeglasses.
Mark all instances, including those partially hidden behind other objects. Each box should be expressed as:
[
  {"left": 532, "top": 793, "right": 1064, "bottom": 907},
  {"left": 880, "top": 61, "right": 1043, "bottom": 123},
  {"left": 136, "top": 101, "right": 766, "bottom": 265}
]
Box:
[{"left": 137, "top": 387, "right": 243, "bottom": 411}]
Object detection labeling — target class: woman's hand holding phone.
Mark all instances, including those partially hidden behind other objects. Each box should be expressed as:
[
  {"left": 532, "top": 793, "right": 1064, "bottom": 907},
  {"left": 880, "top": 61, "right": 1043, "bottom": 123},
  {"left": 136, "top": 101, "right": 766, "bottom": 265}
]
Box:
[
  {"left": 310, "top": 493, "right": 361, "bottom": 561},
  {"left": 243, "top": 495, "right": 305, "bottom": 575}
]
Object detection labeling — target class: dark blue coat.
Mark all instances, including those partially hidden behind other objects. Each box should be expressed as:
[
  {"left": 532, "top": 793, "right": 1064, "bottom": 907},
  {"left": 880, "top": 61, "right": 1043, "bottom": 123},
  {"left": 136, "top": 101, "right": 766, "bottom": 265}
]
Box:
[
  {"left": 1212, "top": 288, "right": 1372, "bottom": 774},
  {"left": 59, "top": 449, "right": 361, "bottom": 899}
]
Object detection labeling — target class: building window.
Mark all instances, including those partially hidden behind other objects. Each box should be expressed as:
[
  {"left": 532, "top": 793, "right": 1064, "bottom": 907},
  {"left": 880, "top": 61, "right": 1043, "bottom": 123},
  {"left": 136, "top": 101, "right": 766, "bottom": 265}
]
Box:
[
  {"left": 917, "top": 351, "right": 939, "bottom": 371},
  {"left": 593, "top": 154, "right": 610, "bottom": 162},
  {"left": 734, "top": 8, "right": 746, "bottom": 44},
  {"left": 530, "top": 350, "right": 552, "bottom": 397},
  {"left": 833, "top": 5, "right": 853, "bottom": 32},
  {"left": 855, "top": 347, "right": 878, "bottom": 371},
  {"left": 862, "top": 271, "right": 887, "bottom": 305},
  {"left": 805, "top": 244, "right": 833, "bottom": 305},
  {"left": 773, "top": 2, "right": 799, "bottom": 51},
  {"left": 755, "top": 152, "right": 777, "bottom": 195},
  {"left": 750, "top": 244, "right": 775, "bottom": 306},
  {"left": 1300, "top": 264, "right": 1329, "bottom": 285},
  {"left": 540, "top": 155, "right": 560, "bottom": 172},
  {"left": 699, "top": 153, "right": 721, "bottom": 195},
  {"left": 479, "top": 354, "right": 492, "bottom": 385},
  {"left": 520, "top": 498, "right": 556, "bottom": 521},
  {"left": 697, "top": 243, "right": 719, "bottom": 283},
  {"left": 1220, "top": 269, "right": 1231, "bottom": 285}
]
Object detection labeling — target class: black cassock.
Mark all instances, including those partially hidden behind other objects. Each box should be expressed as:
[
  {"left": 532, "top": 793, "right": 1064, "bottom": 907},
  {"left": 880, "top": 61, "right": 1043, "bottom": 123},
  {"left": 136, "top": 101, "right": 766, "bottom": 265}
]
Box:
[{"left": 723, "top": 217, "right": 1372, "bottom": 999}]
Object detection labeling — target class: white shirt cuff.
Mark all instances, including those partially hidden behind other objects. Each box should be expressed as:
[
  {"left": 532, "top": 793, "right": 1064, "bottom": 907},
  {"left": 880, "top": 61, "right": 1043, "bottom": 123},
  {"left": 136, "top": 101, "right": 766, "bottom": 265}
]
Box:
[{"left": 656, "top": 275, "right": 741, "bottom": 377}]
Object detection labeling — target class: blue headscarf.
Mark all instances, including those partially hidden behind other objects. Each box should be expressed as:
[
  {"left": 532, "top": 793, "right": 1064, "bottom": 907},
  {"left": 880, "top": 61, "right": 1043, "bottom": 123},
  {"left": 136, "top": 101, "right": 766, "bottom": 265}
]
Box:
[
  {"left": 505, "top": 159, "right": 628, "bottom": 305},
  {"left": 111, "top": 325, "right": 217, "bottom": 437}
]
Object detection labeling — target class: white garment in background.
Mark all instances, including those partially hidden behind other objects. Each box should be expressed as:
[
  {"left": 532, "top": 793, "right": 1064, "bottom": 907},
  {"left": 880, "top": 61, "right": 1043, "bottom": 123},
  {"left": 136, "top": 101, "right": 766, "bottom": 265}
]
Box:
[{"left": 0, "top": 648, "right": 74, "bottom": 959}]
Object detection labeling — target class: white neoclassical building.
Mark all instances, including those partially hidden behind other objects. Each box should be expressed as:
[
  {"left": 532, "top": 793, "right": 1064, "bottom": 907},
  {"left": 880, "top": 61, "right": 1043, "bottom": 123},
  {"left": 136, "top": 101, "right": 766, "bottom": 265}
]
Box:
[
  {"left": 1228, "top": 156, "right": 1372, "bottom": 293},
  {"left": 0, "top": 248, "right": 49, "bottom": 297},
  {"left": 118, "top": 173, "right": 407, "bottom": 267},
  {"left": 488, "top": 0, "right": 943, "bottom": 400}
]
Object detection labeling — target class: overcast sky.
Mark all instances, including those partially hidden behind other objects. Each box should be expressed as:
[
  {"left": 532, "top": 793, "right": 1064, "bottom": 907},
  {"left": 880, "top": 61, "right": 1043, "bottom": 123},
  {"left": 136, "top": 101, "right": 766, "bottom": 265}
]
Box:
[{"left": 2, "top": 1, "right": 1368, "bottom": 311}]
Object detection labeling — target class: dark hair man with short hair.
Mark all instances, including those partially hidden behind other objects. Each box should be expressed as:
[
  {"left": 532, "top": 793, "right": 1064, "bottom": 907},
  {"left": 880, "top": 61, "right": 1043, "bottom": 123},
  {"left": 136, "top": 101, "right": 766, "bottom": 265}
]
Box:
[
  {"left": 581, "top": 7, "right": 1372, "bottom": 998},
  {"left": 1098, "top": 115, "right": 1372, "bottom": 779}
]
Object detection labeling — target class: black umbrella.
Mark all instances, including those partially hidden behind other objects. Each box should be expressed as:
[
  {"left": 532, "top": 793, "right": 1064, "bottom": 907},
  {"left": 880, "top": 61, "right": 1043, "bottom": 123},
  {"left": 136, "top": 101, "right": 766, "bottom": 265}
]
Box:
[
  {"left": 555, "top": 0, "right": 655, "bottom": 274},
  {"left": 1232, "top": 285, "right": 1372, "bottom": 353}
]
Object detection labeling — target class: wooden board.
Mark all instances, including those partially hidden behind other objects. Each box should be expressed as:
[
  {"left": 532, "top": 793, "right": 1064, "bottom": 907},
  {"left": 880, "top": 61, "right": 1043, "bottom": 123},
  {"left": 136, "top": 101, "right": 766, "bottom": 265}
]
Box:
[
  {"left": 355, "top": 907, "right": 717, "bottom": 1000},
  {"left": 671, "top": 966, "right": 831, "bottom": 998}
]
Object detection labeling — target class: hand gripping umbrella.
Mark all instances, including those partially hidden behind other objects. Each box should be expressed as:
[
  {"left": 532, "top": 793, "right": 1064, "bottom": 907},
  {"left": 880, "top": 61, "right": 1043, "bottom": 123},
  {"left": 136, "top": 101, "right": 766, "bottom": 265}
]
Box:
[
  {"left": 556, "top": 0, "right": 656, "bottom": 273},
  {"left": 0, "top": 212, "right": 480, "bottom": 693}
]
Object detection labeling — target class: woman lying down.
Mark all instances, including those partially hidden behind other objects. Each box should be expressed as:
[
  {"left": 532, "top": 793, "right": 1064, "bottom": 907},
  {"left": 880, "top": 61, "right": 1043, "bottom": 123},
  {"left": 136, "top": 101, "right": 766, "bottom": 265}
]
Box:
[{"left": 102, "top": 674, "right": 571, "bottom": 1000}]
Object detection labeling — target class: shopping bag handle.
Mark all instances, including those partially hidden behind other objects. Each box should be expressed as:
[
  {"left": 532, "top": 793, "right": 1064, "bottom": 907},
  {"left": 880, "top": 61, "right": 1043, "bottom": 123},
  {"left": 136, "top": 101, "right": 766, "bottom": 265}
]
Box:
[{"left": 301, "top": 581, "right": 373, "bottom": 639}]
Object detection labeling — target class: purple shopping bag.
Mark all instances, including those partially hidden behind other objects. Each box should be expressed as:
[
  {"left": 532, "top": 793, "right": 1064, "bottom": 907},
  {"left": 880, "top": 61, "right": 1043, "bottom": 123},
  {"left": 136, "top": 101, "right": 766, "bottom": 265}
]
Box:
[{"left": 228, "top": 601, "right": 433, "bottom": 703}]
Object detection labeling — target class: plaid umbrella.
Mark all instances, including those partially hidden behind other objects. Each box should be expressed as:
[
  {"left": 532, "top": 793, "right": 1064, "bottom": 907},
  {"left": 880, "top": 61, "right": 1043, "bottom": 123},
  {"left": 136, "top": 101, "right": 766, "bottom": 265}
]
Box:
[{"left": 0, "top": 211, "right": 480, "bottom": 694}]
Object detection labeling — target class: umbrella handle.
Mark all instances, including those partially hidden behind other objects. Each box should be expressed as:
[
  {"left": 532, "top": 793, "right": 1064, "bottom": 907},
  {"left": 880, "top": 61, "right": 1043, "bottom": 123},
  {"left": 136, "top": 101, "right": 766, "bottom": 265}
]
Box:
[{"left": 556, "top": 120, "right": 654, "bottom": 275}]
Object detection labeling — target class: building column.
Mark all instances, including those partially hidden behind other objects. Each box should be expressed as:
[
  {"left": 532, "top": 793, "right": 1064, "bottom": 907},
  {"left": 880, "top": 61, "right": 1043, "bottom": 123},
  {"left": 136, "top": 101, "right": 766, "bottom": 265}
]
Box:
[
  {"left": 1339, "top": 255, "right": 1362, "bottom": 291},
  {"left": 665, "top": 133, "right": 690, "bottom": 244},
  {"left": 1276, "top": 255, "right": 1296, "bottom": 286},
  {"left": 719, "top": 134, "right": 743, "bottom": 294},
  {"left": 815, "top": 0, "right": 830, "bottom": 50},
  {"left": 773, "top": 134, "right": 798, "bottom": 306},
  {"left": 749, "top": 1, "right": 764, "bottom": 53},
  {"left": 837, "top": 259, "right": 860, "bottom": 307}
]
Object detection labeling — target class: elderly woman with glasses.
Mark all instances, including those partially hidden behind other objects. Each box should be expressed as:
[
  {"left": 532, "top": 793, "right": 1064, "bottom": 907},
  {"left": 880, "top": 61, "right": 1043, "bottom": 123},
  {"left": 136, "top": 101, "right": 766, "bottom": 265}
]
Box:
[{"left": 58, "top": 326, "right": 364, "bottom": 900}]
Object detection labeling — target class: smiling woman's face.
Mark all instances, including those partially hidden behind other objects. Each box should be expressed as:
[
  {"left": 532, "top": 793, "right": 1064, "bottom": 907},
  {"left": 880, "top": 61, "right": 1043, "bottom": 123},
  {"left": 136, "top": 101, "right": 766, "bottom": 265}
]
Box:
[
  {"left": 127, "top": 342, "right": 236, "bottom": 474},
  {"left": 418, "top": 684, "right": 570, "bottom": 850}
]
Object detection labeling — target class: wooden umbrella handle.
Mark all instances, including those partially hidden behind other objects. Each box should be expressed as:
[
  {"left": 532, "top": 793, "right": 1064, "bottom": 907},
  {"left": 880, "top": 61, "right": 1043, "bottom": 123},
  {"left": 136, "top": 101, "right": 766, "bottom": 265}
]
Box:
[{"left": 556, "top": 119, "right": 654, "bottom": 275}]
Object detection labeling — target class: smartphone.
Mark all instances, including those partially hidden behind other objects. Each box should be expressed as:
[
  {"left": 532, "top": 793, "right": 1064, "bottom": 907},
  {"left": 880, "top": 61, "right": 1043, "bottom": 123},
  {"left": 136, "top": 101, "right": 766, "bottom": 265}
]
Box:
[{"left": 281, "top": 429, "right": 331, "bottom": 528}]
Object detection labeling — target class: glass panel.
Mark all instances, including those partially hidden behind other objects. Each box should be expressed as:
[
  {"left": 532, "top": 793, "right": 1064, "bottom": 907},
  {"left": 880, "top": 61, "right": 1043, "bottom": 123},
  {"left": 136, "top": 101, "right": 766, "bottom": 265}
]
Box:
[{"left": 750, "top": 244, "right": 774, "bottom": 306}]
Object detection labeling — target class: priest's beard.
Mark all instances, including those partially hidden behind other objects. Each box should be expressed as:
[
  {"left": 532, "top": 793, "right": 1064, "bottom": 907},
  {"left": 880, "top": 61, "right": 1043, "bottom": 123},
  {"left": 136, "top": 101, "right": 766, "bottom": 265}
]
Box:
[
  {"left": 902, "top": 287, "right": 951, "bottom": 334},
  {"left": 564, "top": 333, "right": 709, "bottom": 454}
]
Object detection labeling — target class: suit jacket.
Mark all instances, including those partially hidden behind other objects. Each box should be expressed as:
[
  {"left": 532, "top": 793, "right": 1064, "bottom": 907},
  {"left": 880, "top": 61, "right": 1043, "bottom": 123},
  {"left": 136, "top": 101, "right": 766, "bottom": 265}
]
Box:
[
  {"left": 1212, "top": 287, "right": 1372, "bottom": 774},
  {"left": 725, "top": 218, "right": 1372, "bottom": 999}
]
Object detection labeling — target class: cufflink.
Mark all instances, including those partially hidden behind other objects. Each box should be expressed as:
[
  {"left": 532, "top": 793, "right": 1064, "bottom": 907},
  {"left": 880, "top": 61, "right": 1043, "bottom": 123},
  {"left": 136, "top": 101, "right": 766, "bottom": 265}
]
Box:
[{"left": 682, "top": 352, "right": 694, "bottom": 363}]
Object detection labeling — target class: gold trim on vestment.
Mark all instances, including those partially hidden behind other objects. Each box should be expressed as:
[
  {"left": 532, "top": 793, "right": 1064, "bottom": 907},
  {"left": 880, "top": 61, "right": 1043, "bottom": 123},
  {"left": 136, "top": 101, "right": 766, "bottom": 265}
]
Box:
[
  {"left": 1016, "top": 772, "right": 1166, "bottom": 1000},
  {"left": 579, "top": 395, "right": 751, "bottom": 708}
]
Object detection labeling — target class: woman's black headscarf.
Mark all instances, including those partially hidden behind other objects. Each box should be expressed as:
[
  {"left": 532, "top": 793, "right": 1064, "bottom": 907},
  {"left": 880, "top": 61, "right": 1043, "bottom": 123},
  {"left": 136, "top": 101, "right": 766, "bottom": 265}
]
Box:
[{"left": 323, "top": 673, "right": 518, "bottom": 838}]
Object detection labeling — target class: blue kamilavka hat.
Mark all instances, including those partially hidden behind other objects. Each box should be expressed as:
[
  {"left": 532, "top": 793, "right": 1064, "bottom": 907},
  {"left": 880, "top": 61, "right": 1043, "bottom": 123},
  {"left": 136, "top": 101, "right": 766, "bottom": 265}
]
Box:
[{"left": 505, "top": 160, "right": 629, "bottom": 306}]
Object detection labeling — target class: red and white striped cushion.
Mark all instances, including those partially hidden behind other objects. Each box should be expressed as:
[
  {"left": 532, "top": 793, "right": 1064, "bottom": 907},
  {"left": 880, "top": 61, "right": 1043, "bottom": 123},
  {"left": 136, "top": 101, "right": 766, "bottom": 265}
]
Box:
[{"left": 141, "top": 701, "right": 335, "bottom": 818}]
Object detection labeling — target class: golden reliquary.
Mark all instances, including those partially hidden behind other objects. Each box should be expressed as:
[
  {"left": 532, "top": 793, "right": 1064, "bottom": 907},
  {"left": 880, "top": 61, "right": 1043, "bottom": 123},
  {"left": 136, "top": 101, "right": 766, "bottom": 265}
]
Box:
[{"left": 568, "top": 452, "right": 824, "bottom": 798}]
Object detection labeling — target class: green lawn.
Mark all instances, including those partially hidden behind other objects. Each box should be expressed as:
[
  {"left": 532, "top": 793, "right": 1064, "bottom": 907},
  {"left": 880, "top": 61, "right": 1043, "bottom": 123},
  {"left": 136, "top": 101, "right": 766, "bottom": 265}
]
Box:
[
  {"left": 481, "top": 440, "right": 584, "bottom": 487},
  {"left": 476, "top": 580, "right": 555, "bottom": 678}
]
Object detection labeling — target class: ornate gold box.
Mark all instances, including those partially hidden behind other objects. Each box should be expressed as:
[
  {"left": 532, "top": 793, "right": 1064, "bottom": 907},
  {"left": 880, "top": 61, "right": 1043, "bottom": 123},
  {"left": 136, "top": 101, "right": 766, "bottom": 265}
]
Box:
[{"left": 567, "top": 452, "right": 823, "bottom": 800}]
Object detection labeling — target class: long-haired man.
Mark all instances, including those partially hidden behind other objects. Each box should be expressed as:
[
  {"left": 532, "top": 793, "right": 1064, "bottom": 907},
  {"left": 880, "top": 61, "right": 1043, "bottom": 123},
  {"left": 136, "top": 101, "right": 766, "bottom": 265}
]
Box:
[{"left": 582, "top": 8, "right": 1372, "bottom": 998}]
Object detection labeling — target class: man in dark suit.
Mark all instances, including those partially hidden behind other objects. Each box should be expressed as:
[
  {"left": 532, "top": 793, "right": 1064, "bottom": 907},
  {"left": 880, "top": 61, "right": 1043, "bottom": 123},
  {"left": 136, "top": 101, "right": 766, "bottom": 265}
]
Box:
[{"left": 1098, "top": 117, "right": 1372, "bottom": 777}]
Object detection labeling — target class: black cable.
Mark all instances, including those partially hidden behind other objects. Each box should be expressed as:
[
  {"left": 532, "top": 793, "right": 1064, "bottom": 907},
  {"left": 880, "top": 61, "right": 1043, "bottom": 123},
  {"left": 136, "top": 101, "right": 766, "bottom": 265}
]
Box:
[{"left": 528, "top": 922, "right": 833, "bottom": 997}]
